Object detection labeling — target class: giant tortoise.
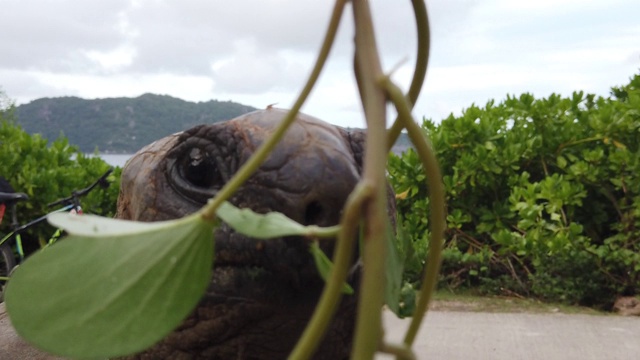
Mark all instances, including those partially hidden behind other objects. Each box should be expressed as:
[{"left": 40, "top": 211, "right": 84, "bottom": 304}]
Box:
[{"left": 115, "top": 108, "right": 394, "bottom": 359}]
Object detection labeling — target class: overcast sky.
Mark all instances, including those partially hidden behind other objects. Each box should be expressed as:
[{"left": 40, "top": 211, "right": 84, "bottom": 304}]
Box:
[{"left": 1, "top": 0, "right": 639, "bottom": 128}]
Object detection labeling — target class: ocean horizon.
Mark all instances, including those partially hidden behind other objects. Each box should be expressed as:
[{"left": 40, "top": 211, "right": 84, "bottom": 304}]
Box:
[
  {"left": 97, "top": 154, "right": 133, "bottom": 168},
  {"left": 96, "top": 142, "right": 410, "bottom": 168}
]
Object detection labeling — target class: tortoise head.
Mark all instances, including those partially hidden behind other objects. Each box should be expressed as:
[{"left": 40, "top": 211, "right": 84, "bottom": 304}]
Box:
[{"left": 116, "top": 108, "right": 374, "bottom": 359}]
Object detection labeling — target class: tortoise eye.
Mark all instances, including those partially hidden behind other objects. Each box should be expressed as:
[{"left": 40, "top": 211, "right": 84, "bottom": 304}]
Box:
[{"left": 182, "top": 148, "right": 219, "bottom": 188}]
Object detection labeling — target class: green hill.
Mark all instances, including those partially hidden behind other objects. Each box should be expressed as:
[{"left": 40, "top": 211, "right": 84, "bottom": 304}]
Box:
[
  {"left": 15, "top": 94, "right": 256, "bottom": 153},
  {"left": 15, "top": 94, "right": 411, "bottom": 154}
]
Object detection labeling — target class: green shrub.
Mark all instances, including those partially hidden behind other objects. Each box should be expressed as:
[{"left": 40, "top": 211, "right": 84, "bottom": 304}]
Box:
[
  {"left": 388, "top": 73, "right": 640, "bottom": 307},
  {"left": 0, "top": 106, "right": 120, "bottom": 248}
]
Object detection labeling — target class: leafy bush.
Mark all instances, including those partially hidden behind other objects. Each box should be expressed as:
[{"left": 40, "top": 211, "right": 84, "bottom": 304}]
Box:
[
  {"left": 0, "top": 106, "right": 120, "bottom": 248},
  {"left": 389, "top": 73, "right": 640, "bottom": 307}
]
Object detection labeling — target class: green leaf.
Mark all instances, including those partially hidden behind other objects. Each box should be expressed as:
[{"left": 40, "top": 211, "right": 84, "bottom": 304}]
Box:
[
  {"left": 396, "top": 213, "right": 415, "bottom": 262},
  {"left": 216, "top": 201, "right": 339, "bottom": 239},
  {"left": 556, "top": 155, "right": 567, "bottom": 169},
  {"left": 4, "top": 214, "right": 214, "bottom": 358},
  {"left": 384, "top": 218, "right": 406, "bottom": 318},
  {"left": 48, "top": 212, "right": 164, "bottom": 236},
  {"left": 309, "top": 241, "right": 354, "bottom": 295}
]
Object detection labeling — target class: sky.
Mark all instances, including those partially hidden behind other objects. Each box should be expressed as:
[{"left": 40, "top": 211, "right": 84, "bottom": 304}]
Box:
[{"left": 1, "top": 0, "right": 639, "bottom": 128}]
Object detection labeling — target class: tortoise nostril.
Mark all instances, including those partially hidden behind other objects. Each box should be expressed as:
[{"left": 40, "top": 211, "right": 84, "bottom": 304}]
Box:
[{"left": 304, "top": 201, "right": 325, "bottom": 226}]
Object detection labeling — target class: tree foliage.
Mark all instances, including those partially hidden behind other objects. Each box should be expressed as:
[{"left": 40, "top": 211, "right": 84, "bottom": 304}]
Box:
[
  {"left": 389, "top": 73, "right": 640, "bottom": 307},
  {"left": 0, "top": 108, "right": 119, "bottom": 247}
]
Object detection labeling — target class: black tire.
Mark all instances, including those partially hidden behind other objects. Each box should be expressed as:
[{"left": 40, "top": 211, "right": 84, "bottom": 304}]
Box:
[{"left": 1, "top": 242, "right": 16, "bottom": 284}]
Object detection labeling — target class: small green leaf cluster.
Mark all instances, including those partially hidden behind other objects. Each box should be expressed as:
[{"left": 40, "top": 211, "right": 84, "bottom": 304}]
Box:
[
  {"left": 0, "top": 111, "right": 119, "bottom": 244},
  {"left": 388, "top": 73, "right": 640, "bottom": 307}
]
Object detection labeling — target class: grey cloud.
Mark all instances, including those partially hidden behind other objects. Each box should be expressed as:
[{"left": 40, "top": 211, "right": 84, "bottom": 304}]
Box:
[
  {"left": 0, "top": 70, "right": 81, "bottom": 104},
  {"left": 1, "top": 0, "right": 469, "bottom": 79},
  {"left": 121, "top": 0, "right": 338, "bottom": 75},
  {"left": 1, "top": 0, "right": 130, "bottom": 71},
  {"left": 372, "top": 0, "right": 479, "bottom": 56},
  {"left": 3, "top": 0, "right": 638, "bottom": 127},
  {"left": 211, "top": 45, "right": 309, "bottom": 94}
]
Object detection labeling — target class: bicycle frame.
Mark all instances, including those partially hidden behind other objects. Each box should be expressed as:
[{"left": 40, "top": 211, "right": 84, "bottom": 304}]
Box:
[
  {"left": 0, "top": 203, "right": 77, "bottom": 262},
  {"left": 0, "top": 167, "right": 113, "bottom": 284}
]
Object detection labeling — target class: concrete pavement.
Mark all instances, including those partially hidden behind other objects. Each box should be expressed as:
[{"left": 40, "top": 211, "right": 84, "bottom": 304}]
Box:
[
  {"left": 2, "top": 301, "right": 639, "bottom": 359},
  {"left": 377, "top": 310, "right": 639, "bottom": 360}
]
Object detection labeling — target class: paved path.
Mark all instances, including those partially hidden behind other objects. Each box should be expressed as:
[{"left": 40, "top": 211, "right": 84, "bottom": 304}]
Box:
[
  {"left": 377, "top": 310, "right": 639, "bottom": 360},
  {"left": 2, "top": 301, "right": 639, "bottom": 359}
]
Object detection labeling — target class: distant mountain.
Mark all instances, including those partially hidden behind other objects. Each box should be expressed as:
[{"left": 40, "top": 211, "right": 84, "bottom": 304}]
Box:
[
  {"left": 390, "top": 132, "right": 412, "bottom": 155},
  {"left": 15, "top": 94, "right": 412, "bottom": 155},
  {"left": 15, "top": 94, "right": 256, "bottom": 153}
]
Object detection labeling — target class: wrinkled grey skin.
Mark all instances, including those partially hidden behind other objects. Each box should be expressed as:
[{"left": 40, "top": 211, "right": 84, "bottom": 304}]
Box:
[{"left": 116, "top": 108, "right": 378, "bottom": 359}]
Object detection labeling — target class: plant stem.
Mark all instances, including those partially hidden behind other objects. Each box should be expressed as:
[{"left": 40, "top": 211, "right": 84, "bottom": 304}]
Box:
[
  {"left": 406, "top": 0, "right": 430, "bottom": 107},
  {"left": 380, "top": 77, "right": 445, "bottom": 348},
  {"left": 200, "top": 0, "right": 348, "bottom": 221},
  {"left": 379, "top": 342, "right": 417, "bottom": 360},
  {"left": 351, "top": 0, "right": 389, "bottom": 359},
  {"left": 387, "top": 0, "right": 430, "bottom": 148},
  {"left": 289, "top": 183, "right": 371, "bottom": 359}
]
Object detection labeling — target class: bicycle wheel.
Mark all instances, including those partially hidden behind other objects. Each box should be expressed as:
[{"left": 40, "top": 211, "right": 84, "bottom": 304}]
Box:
[{"left": 1, "top": 242, "right": 16, "bottom": 283}]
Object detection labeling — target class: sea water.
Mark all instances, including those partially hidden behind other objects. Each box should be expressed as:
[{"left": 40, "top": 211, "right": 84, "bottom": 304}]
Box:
[{"left": 96, "top": 154, "right": 133, "bottom": 168}]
